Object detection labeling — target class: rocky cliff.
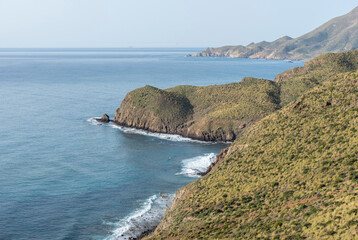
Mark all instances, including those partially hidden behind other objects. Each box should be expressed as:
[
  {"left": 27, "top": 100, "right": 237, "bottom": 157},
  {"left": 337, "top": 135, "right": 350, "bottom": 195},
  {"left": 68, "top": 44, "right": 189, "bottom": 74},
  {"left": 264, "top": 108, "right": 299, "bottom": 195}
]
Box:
[
  {"left": 193, "top": 6, "right": 358, "bottom": 60},
  {"left": 114, "top": 85, "right": 193, "bottom": 135}
]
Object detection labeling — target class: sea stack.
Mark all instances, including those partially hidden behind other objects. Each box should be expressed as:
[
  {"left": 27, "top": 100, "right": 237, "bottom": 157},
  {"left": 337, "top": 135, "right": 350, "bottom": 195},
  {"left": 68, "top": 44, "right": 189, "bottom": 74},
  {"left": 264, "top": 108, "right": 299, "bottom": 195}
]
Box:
[{"left": 96, "top": 113, "right": 110, "bottom": 123}]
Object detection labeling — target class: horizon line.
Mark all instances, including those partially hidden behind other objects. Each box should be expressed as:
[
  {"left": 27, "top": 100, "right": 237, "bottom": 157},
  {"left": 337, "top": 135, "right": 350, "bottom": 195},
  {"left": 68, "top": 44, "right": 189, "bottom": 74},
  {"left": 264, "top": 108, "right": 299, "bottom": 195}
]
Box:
[{"left": 0, "top": 46, "right": 208, "bottom": 49}]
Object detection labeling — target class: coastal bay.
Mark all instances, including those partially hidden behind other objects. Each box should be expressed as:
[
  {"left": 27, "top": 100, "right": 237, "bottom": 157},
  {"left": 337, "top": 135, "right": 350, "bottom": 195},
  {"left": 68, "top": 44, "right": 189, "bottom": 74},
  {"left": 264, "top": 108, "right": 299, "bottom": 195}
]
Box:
[{"left": 0, "top": 48, "right": 301, "bottom": 239}]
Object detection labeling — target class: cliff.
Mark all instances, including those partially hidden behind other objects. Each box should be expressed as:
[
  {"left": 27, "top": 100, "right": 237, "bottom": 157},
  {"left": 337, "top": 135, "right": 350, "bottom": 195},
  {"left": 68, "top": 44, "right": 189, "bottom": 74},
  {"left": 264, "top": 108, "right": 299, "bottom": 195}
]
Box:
[
  {"left": 144, "top": 53, "right": 358, "bottom": 239},
  {"left": 193, "top": 6, "right": 358, "bottom": 60},
  {"left": 114, "top": 49, "right": 358, "bottom": 142}
]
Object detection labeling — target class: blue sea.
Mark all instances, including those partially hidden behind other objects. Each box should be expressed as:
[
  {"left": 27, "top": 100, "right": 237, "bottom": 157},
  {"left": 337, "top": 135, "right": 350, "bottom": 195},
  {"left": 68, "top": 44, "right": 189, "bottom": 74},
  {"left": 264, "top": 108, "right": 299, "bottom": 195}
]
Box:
[{"left": 0, "top": 48, "right": 303, "bottom": 239}]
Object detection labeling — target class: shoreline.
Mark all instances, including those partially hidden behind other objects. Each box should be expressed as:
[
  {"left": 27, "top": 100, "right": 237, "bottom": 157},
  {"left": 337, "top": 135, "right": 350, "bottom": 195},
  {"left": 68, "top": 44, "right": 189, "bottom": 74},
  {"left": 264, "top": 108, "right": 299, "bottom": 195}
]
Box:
[
  {"left": 128, "top": 150, "right": 229, "bottom": 240},
  {"left": 95, "top": 119, "right": 229, "bottom": 239},
  {"left": 110, "top": 121, "right": 233, "bottom": 144},
  {"left": 108, "top": 147, "right": 226, "bottom": 239}
]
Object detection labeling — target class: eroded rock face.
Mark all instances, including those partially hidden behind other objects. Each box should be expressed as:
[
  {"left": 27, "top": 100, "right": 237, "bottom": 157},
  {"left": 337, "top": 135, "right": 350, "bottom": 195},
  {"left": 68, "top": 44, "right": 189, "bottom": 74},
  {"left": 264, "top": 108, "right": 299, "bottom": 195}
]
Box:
[
  {"left": 113, "top": 95, "right": 238, "bottom": 142},
  {"left": 96, "top": 113, "right": 110, "bottom": 123},
  {"left": 114, "top": 95, "right": 175, "bottom": 133}
]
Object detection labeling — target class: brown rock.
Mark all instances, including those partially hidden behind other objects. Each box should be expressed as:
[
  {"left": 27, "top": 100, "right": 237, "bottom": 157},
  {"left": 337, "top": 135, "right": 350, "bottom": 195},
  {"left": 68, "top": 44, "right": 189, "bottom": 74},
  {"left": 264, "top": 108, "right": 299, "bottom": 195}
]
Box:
[{"left": 96, "top": 113, "right": 110, "bottom": 123}]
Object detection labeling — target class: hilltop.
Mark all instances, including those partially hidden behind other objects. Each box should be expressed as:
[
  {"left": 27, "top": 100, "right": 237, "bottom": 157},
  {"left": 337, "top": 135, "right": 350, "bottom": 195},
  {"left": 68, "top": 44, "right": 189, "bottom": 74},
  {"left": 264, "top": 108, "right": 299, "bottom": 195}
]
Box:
[
  {"left": 193, "top": 6, "right": 358, "bottom": 60},
  {"left": 114, "top": 50, "right": 358, "bottom": 142},
  {"left": 145, "top": 57, "right": 358, "bottom": 239}
]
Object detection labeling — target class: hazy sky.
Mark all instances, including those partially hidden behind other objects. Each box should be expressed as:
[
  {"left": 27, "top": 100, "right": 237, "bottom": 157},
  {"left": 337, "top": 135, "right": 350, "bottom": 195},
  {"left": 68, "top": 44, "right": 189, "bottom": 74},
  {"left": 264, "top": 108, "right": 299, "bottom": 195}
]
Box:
[{"left": 0, "top": 0, "right": 357, "bottom": 48}]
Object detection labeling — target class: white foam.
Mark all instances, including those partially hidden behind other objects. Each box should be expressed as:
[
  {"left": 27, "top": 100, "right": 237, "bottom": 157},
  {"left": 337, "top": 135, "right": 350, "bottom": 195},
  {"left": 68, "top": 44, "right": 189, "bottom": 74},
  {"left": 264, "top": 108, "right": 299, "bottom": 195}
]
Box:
[
  {"left": 87, "top": 117, "right": 104, "bottom": 125},
  {"left": 177, "top": 153, "right": 216, "bottom": 178},
  {"left": 105, "top": 194, "right": 174, "bottom": 240},
  {"left": 89, "top": 119, "right": 231, "bottom": 144},
  {"left": 110, "top": 123, "right": 209, "bottom": 143}
]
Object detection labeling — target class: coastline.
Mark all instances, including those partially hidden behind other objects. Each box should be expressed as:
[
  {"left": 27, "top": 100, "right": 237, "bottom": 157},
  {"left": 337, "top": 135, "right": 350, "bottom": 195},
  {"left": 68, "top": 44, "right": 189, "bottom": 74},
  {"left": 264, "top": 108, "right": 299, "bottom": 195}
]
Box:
[
  {"left": 100, "top": 120, "right": 230, "bottom": 239},
  {"left": 111, "top": 121, "right": 233, "bottom": 144}
]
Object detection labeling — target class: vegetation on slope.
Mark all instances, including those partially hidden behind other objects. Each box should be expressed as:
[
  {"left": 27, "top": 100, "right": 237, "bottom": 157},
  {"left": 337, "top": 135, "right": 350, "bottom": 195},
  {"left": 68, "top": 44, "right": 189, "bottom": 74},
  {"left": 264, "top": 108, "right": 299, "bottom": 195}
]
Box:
[
  {"left": 276, "top": 49, "right": 358, "bottom": 105},
  {"left": 129, "top": 85, "right": 194, "bottom": 127},
  {"left": 146, "top": 69, "right": 358, "bottom": 239},
  {"left": 193, "top": 6, "right": 358, "bottom": 60},
  {"left": 167, "top": 77, "right": 281, "bottom": 137}
]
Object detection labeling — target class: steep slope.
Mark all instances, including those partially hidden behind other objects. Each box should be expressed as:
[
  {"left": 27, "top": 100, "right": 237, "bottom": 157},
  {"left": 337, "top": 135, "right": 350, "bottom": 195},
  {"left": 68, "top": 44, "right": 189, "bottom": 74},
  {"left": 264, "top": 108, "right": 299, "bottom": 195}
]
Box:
[
  {"left": 145, "top": 70, "right": 358, "bottom": 239},
  {"left": 114, "top": 85, "right": 194, "bottom": 134},
  {"left": 275, "top": 49, "right": 358, "bottom": 105},
  {"left": 193, "top": 6, "right": 358, "bottom": 60}
]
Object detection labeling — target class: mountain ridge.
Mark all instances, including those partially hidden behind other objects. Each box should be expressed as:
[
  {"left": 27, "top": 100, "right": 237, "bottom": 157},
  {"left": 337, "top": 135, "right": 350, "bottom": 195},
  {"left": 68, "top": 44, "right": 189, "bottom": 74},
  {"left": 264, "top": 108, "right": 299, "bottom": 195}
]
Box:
[{"left": 193, "top": 6, "right": 358, "bottom": 60}]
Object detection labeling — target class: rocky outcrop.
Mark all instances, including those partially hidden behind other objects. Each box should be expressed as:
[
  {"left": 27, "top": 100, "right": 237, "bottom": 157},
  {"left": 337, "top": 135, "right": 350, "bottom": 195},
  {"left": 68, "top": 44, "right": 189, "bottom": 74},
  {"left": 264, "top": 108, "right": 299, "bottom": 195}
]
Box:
[
  {"left": 114, "top": 95, "right": 237, "bottom": 142},
  {"left": 95, "top": 113, "right": 110, "bottom": 123},
  {"left": 193, "top": 6, "right": 358, "bottom": 60}
]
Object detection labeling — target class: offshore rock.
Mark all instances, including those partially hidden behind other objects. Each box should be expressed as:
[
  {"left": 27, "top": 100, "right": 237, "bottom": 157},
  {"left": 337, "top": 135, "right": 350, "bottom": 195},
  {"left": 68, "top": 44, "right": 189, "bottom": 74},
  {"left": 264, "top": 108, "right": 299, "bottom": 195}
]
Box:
[{"left": 96, "top": 113, "right": 110, "bottom": 123}]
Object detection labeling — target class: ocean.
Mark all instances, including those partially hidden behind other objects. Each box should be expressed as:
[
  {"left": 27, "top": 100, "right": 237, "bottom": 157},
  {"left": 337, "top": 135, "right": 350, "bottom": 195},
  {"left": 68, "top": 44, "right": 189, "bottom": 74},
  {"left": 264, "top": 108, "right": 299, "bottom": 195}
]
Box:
[{"left": 0, "top": 48, "right": 303, "bottom": 239}]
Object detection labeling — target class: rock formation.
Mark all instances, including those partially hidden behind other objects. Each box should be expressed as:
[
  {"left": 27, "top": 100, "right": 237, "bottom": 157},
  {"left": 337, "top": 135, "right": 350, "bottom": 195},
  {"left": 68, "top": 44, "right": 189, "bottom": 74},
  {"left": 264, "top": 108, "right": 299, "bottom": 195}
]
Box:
[{"left": 96, "top": 113, "right": 110, "bottom": 123}]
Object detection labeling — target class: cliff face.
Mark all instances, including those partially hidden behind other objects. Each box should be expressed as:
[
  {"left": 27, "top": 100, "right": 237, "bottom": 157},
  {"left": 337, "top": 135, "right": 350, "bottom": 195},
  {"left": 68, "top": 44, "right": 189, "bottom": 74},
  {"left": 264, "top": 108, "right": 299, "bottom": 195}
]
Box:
[
  {"left": 144, "top": 56, "right": 358, "bottom": 240},
  {"left": 193, "top": 6, "right": 358, "bottom": 60},
  {"left": 115, "top": 95, "right": 236, "bottom": 141},
  {"left": 114, "top": 91, "right": 190, "bottom": 134}
]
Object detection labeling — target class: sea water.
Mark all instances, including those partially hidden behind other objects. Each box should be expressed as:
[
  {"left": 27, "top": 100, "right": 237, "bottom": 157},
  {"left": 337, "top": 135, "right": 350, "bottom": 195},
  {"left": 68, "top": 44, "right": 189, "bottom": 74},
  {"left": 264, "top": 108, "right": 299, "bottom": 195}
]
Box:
[{"left": 0, "top": 48, "right": 303, "bottom": 239}]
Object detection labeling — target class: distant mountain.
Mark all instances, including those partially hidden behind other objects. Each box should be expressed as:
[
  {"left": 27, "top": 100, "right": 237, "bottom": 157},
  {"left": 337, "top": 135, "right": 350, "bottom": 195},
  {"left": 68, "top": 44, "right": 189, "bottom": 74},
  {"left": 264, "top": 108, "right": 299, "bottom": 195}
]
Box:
[{"left": 193, "top": 6, "right": 358, "bottom": 60}]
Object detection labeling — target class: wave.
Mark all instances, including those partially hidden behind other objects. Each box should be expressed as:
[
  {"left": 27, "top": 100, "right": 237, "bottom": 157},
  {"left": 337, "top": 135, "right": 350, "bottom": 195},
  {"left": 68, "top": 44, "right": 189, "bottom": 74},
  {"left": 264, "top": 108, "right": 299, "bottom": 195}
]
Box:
[
  {"left": 104, "top": 194, "right": 174, "bottom": 240},
  {"left": 110, "top": 124, "right": 210, "bottom": 143},
  {"left": 88, "top": 118, "right": 231, "bottom": 144},
  {"left": 176, "top": 153, "right": 216, "bottom": 178},
  {"left": 87, "top": 117, "right": 104, "bottom": 125}
]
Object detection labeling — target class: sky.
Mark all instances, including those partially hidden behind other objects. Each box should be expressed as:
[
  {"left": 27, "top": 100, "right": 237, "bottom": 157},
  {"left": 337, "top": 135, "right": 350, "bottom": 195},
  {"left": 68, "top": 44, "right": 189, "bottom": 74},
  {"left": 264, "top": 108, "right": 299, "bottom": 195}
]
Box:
[{"left": 0, "top": 0, "right": 357, "bottom": 48}]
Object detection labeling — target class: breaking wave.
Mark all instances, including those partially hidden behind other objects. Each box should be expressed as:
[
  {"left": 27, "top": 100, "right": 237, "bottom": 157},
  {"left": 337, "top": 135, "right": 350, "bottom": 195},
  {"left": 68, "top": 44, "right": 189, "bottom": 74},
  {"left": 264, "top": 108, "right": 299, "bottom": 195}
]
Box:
[
  {"left": 176, "top": 153, "right": 216, "bottom": 178},
  {"left": 87, "top": 117, "right": 104, "bottom": 125},
  {"left": 110, "top": 124, "right": 209, "bottom": 143},
  {"left": 104, "top": 194, "right": 174, "bottom": 240}
]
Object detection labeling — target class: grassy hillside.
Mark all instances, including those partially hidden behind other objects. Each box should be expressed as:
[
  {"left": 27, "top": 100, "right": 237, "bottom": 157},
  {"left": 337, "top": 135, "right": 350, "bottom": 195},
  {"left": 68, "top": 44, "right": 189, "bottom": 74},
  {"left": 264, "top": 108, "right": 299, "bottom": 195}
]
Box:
[
  {"left": 129, "top": 85, "right": 194, "bottom": 127},
  {"left": 145, "top": 69, "right": 358, "bottom": 239},
  {"left": 193, "top": 6, "right": 358, "bottom": 60},
  {"left": 276, "top": 49, "right": 358, "bottom": 105},
  {"left": 167, "top": 77, "right": 281, "bottom": 137}
]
